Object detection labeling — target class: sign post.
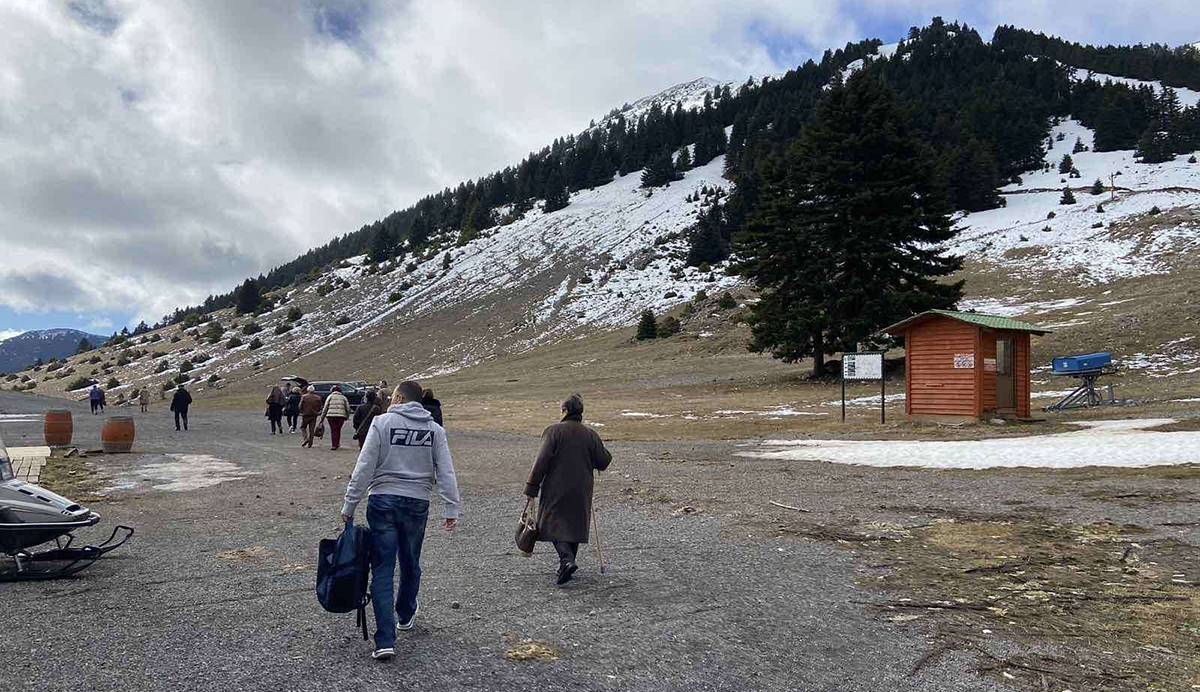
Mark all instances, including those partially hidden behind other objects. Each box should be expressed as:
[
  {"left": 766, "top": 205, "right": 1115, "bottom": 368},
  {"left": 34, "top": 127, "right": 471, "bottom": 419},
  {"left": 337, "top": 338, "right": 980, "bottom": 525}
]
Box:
[{"left": 841, "top": 352, "right": 885, "bottom": 424}]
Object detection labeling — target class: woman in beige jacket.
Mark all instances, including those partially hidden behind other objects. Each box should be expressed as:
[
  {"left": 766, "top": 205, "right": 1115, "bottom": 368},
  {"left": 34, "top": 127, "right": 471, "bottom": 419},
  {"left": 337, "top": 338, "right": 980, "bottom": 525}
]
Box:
[{"left": 318, "top": 385, "right": 352, "bottom": 450}]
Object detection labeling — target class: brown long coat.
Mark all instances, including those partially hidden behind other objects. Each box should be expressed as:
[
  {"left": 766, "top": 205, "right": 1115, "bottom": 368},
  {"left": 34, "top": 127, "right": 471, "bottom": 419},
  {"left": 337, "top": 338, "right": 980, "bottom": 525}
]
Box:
[{"left": 524, "top": 415, "right": 613, "bottom": 544}]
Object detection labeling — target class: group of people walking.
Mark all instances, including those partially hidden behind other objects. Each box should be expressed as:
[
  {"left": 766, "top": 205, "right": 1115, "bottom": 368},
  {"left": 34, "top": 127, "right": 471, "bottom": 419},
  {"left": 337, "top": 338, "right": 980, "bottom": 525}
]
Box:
[
  {"left": 266, "top": 382, "right": 443, "bottom": 452},
  {"left": 335, "top": 384, "right": 611, "bottom": 661}
]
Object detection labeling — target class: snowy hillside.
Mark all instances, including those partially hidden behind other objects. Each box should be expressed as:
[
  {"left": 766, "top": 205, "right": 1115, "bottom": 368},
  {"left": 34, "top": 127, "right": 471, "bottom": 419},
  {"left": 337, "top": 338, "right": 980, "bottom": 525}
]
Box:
[
  {"left": 11, "top": 48, "right": 1200, "bottom": 401},
  {"left": 952, "top": 118, "right": 1200, "bottom": 284},
  {"left": 19, "top": 159, "right": 740, "bottom": 397},
  {"left": 590, "top": 75, "right": 769, "bottom": 133}
]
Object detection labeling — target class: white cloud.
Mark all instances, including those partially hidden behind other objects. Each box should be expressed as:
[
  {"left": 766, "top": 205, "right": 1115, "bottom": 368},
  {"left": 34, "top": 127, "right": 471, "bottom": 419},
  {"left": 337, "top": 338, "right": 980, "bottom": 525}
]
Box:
[
  {"left": 88, "top": 316, "right": 115, "bottom": 332},
  {"left": 0, "top": 0, "right": 1197, "bottom": 324}
]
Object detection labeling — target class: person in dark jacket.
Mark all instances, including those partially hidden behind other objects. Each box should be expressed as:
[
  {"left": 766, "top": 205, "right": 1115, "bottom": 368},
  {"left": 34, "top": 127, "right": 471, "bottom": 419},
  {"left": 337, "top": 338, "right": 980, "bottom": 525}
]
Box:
[
  {"left": 284, "top": 385, "right": 302, "bottom": 433},
  {"left": 524, "top": 394, "right": 612, "bottom": 585},
  {"left": 421, "top": 388, "right": 443, "bottom": 427},
  {"left": 170, "top": 384, "right": 193, "bottom": 431},
  {"left": 352, "top": 389, "right": 383, "bottom": 450},
  {"left": 298, "top": 385, "right": 322, "bottom": 448},
  {"left": 89, "top": 385, "right": 102, "bottom": 414},
  {"left": 265, "top": 385, "right": 286, "bottom": 435}
]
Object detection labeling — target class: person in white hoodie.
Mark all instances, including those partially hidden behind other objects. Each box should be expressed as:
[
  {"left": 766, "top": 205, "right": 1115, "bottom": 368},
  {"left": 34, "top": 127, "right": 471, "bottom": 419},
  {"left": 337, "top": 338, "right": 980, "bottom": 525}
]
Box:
[{"left": 340, "top": 380, "right": 461, "bottom": 661}]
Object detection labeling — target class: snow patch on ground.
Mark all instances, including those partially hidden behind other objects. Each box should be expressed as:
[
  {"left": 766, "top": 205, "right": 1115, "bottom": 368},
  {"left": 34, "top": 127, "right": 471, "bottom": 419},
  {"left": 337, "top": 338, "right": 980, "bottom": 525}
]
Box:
[
  {"left": 106, "top": 454, "right": 256, "bottom": 493},
  {"left": 739, "top": 419, "right": 1194, "bottom": 470}
]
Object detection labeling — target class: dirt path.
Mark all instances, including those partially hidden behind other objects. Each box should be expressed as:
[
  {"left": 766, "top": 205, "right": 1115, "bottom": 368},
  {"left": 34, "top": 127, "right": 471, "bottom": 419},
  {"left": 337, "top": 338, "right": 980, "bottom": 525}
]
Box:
[{"left": 1, "top": 391, "right": 1195, "bottom": 691}]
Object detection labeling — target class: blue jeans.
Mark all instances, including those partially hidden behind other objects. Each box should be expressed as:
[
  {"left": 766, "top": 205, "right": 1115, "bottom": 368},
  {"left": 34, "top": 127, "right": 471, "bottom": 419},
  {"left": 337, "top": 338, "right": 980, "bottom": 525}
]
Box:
[{"left": 366, "top": 494, "right": 429, "bottom": 649}]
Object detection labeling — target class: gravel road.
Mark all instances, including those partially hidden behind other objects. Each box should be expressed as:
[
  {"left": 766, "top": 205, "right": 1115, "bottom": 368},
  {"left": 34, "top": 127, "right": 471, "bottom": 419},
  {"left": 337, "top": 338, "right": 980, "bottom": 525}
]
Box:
[{"left": 7, "top": 390, "right": 1191, "bottom": 691}]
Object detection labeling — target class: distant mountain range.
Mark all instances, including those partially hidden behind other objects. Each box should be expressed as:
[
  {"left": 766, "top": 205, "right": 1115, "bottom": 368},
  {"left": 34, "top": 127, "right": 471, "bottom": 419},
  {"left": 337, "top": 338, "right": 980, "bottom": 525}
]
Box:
[{"left": 0, "top": 329, "right": 109, "bottom": 373}]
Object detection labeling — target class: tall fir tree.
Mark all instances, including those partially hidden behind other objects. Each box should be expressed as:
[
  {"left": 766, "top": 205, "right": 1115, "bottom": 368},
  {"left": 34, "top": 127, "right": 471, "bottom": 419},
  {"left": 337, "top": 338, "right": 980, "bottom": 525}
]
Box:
[
  {"left": 369, "top": 225, "right": 393, "bottom": 262},
  {"left": 685, "top": 205, "right": 729, "bottom": 266},
  {"left": 542, "top": 169, "right": 570, "bottom": 213},
  {"left": 640, "top": 149, "right": 682, "bottom": 188},
  {"left": 676, "top": 145, "right": 692, "bottom": 172},
  {"left": 234, "top": 278, "right": 262, "bottom": 315},
  {"left": 736, "top": 73, "right": 963, "bottom": 377},
  {"left": 1135, "top": 127, "right": 1175, "bottom": 164},
  {"left": 636, "top": 310, "right": 658, "bottom": 340}
]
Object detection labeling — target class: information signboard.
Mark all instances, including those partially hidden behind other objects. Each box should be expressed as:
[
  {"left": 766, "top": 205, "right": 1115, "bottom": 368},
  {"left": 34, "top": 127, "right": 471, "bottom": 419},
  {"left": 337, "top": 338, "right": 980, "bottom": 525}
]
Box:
[
  {"left": 843, "top": 353, "right": 883, "bottom": 381},
  {"left": 841, "top": 352, "right": 886, "bottom": 423}
]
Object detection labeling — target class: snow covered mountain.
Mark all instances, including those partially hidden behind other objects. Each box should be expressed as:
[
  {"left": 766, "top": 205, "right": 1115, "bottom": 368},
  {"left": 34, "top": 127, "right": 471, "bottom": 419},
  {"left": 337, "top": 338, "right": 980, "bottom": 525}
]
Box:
[
  {"left": 0, "top": 329, "right": 108, "bottom": 373},
  {"left": 8, "top": 47, "right": 1200, "bottom": 400}
]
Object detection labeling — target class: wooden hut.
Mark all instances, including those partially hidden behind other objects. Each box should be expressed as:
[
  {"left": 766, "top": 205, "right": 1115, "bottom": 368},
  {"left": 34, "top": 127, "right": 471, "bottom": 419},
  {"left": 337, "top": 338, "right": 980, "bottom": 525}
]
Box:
[{"left": 882, "top": 310, "right": 1051, "bottom": 423}]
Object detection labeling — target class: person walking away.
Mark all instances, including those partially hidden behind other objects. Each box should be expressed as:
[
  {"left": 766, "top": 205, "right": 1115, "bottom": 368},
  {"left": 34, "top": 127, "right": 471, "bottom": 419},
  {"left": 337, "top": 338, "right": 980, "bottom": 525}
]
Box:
[
  {"left": 285, "top": 385, "right": 302, "bottom": 433},
  {"left": 299, "top": 385, "right": 322, "bottom": 448},
  {"left": 138, "top": 387, "right": 149, "bottom": 413},
  {"left": 353, "top": 389, "right": 383, "bottom": 450},
  {"left": 420, "top": 388, "right": 443, "bottom": 427},
  {"left": 318, "top": 384, "right": 351, "bottom": 450},
  {"left": 340, "top": 380, "right": 461, "bottom": 661},
  {"left": 98, "top": 387, "right": 107, "bottom": 413},
  {"left": 170, "top": 384, "right": 193, "bottom": 431},
  {"left": 524, "top": 394, "right": 612, "bottom": 585},
  {"left": 89, "top": 384, "right": 102, "bottom": 415},
  {"left": 266, "top": 385, "right": 286, "bottom": 435}
]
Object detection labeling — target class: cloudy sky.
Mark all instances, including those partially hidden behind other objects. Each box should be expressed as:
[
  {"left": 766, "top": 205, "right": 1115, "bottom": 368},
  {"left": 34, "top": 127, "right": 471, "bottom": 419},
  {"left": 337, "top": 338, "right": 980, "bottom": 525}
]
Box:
[{"left": 1, "top": 0, "right": 1196, "bottom": 338}]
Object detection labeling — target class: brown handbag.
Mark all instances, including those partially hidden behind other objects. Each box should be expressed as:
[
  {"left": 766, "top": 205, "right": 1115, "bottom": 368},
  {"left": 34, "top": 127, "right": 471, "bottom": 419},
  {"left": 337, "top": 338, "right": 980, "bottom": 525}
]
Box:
[{"left": 514, "top": 498, "right": 538, "bottom": 557}]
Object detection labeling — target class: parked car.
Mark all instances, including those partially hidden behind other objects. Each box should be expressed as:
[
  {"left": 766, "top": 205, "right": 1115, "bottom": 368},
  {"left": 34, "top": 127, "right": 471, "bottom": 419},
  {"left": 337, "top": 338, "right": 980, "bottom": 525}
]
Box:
[{"left": 309, "top": 380, "right": 365, "bottom": 412}]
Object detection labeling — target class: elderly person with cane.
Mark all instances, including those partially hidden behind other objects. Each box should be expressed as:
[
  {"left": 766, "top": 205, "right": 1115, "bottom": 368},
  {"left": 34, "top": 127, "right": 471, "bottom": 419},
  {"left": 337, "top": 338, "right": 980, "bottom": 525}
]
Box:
[{"left": 524, "top": 393, "right": 612, "bottom": 585}]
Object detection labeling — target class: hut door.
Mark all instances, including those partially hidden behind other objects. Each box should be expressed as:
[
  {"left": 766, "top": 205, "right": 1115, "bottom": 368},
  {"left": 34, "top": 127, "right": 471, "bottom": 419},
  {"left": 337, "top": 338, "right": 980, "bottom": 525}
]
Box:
[{"left": 996, "top": 338, "right": 1016, "bottom": 411}]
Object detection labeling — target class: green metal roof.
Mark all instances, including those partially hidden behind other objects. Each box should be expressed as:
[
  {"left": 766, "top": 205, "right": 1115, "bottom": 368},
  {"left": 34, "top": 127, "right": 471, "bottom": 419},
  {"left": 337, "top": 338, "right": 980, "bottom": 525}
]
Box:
[{"left": 882, "top": 309, "right": 1052, "bottom": 335}]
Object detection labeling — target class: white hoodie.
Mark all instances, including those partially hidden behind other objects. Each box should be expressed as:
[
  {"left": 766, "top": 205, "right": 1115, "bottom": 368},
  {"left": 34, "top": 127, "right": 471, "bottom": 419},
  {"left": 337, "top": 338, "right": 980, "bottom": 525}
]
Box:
[{"left": 341, "top": 401, "right": 461, "bottom": 519}]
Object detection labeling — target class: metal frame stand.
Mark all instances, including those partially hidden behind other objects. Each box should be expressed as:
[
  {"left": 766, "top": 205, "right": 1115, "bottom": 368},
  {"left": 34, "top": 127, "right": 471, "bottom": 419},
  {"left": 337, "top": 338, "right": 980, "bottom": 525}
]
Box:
[{"left": 1043, "top": 369, "right": 1115, "bottom": 412}]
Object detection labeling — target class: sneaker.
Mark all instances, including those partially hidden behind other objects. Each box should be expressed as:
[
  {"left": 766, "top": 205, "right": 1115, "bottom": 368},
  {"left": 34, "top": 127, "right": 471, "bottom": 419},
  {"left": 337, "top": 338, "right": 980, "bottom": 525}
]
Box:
[
  {"left": 556, "top": 561, "right": 578, "bottom": 585},
  {"left": 397, "top": 602, "right": 420, "bottom": 631},
  {"left": 371, "top": 647, "right": 395, "bottom": 661}
]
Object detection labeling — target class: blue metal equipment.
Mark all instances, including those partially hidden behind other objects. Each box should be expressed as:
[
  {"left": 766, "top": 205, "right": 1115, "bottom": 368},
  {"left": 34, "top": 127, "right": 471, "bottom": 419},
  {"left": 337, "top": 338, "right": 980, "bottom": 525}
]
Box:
[{"left": 1044, "top": 352, "right": 1118, "bottom": 412}]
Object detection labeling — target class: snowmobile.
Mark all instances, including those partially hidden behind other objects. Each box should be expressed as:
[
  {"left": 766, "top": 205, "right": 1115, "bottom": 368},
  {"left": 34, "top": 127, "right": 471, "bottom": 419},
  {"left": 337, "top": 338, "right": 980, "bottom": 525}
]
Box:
[{"left": 0, "top": 432, "right": 133, "bottom": 581}]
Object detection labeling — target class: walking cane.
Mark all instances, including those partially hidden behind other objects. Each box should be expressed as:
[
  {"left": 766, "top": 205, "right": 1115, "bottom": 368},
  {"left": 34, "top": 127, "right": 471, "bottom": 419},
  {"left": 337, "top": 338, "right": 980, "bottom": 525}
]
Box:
[{"left": 591, "top": 478, "right": 607, "bottom": 575}]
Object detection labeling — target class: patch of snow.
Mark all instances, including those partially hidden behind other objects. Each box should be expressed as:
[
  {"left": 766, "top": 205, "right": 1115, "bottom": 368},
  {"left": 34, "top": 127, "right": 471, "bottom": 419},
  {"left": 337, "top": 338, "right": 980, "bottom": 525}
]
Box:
[
  {"left": 822, "top": 393, "right": 906, "bottom": 407},
  {"left": 621, "top": 412, "right": 672, "bottom": 419},
  {"left": 740, "top": 419, "right": 1190, "bottom": 470},
  {"left": 105, "top": 454, "right": 256, "bottom": 493}
]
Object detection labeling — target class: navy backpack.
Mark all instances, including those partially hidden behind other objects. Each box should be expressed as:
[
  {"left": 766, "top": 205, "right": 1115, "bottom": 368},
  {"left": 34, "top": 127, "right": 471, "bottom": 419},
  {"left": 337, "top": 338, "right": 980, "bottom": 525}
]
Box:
[{"left": 317, "top": 520, "right": 372, "bottom": 639}]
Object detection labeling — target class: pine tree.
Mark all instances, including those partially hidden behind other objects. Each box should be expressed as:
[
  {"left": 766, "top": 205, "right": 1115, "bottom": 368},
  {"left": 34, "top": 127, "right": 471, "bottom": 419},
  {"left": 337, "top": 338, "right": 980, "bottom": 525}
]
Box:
[
  {"left": 1090, "top": 178, "right": 1105, "bottom": 195},
  {"left": 369, "top": 225, "right": 393, "bottom": 262},
  {"left": 1058, "top": 153, "right": 1074, "bottom": 174},
  {"left": 76, "top": 338, "right": 93, "bottom": 354},
  {"left": 542, "top": 169, "right": 570, "bottom": 213},
  {"left": 685, "top": 205, "right": 728, "bottom": 266},
  {"left": 640, "top": 149, "right": 681, "bottom": 188},
  {"left": 1073, "top": 137, "right": 1086, "bottom": 153},
  {"left": 235, "top": 278, "right": 262, "bottom": 315},
  {"left": 1135, "top": 127, "right": 1175, "bottom": 164},
  {"left": 676, "top": 146, "right": 692, "bottom": 172},
  {"left": 636, "top": 310, "right": 658, "bottom": 340},
  {"left": 1059, "top": 186, "right": 1076, "bottom": 204},
  {"left": 736, "top": 74, "right": 962, "bottom": 377}
]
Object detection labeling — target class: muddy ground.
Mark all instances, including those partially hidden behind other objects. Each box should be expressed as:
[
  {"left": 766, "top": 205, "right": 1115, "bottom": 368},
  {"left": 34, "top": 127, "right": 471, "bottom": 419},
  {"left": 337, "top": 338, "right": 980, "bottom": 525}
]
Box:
[{"left": 1, "top": 390, "right": 1197, "bottom": 691}]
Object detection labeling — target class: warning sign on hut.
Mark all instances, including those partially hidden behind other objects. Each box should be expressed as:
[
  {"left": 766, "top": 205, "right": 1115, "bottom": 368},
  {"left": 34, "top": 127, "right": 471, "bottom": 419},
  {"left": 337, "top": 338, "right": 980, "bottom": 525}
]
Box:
[{"left": 953, "top": 353, "right": 975, "bottom": 369}]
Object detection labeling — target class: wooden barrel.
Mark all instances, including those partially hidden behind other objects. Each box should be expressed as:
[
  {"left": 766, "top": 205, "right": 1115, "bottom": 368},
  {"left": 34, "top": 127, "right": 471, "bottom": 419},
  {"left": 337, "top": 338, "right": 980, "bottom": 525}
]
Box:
[
  {"left": 44, "top": 409, "right": 74, "bottom": 447},
  {"left": 101, "top": 416, "right": 135, "bottom": 453}
]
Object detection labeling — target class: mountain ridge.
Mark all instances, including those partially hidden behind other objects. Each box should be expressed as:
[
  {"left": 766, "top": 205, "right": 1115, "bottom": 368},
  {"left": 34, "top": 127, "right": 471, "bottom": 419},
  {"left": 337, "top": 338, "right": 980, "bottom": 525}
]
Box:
[{"left": 0, "top": 329, "right": 108, "bottom": 373}]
